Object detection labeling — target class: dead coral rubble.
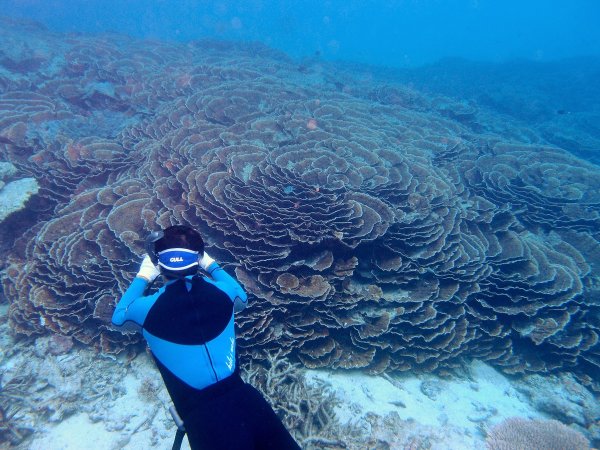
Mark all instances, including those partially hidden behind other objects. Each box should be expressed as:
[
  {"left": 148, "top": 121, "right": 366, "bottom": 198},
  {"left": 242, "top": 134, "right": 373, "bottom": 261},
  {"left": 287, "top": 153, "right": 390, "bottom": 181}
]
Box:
[
  {"left": 0, "top": 17, "right": 599, "bottom": 386},
  {"left": 0, "top": 369, "right": 35, "bottom": 446},
  {"left": 241, "top": 351, "right": 349, "bottom": 449},
  {"left": 0, "top": 329, "right": 129, "bottom": 448}
]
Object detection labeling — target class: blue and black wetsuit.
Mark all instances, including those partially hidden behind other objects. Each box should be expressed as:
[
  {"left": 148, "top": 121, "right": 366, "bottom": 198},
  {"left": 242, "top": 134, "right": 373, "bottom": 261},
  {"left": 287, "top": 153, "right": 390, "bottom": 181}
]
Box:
[{"left": 112, "top": 262, "right": 300, "bottom": 450}]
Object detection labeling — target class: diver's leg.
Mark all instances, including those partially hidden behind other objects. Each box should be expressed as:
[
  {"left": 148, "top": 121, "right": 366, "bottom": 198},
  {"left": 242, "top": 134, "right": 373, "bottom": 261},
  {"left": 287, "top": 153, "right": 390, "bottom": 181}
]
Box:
[
  {"left": 242, "top": 384, "right": 302, "bottom": 450},
  {"left": 184, "top": 390, "right": 254, "bottom": 450}
]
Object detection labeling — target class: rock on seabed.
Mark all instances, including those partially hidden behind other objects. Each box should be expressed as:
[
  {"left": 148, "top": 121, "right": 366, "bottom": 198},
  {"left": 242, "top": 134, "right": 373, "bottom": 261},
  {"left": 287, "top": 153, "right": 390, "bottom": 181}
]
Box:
[{"left": 0, "top": 176, "right": 39, "bottom": 222}]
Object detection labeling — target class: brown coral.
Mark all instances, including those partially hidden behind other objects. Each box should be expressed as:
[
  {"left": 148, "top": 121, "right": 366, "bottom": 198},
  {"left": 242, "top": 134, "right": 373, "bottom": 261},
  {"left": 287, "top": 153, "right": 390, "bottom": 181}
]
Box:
[
  {"left": 0, "top": 16, "right": 599, "bottom": 385},
  {"left": 486, "top": 417, "right": 590, "bottom": 450}
]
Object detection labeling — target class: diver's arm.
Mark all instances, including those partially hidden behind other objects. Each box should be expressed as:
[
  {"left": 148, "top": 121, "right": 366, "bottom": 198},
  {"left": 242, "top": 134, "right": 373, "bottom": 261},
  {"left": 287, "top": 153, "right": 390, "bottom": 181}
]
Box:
[
  {"left": 210, "top": 264, "right": 249, "bottom": 311},
  {"left": 201, "top": 253, "right": 248, "bottom": 311},
  {"left": 112, "top": 255, "right": 160, "bottom": 326},
  {"left": 112, "top": 277, "right": 149, "bottom": 326}
]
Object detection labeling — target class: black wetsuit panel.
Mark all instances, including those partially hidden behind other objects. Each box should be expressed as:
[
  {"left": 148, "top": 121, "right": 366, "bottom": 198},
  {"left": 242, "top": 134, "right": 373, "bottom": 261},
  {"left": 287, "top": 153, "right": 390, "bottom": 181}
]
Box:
[
  {"left": 143, "top": 276, "right": 233, "bottom": 345},
  {"left": 183, "top": 374, "right": 302, "bottom": 450}
]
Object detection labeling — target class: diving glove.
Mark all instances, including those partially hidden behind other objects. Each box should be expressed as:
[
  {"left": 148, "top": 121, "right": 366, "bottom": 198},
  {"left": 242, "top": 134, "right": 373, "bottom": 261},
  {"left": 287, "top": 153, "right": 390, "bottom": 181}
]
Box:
[
  {"left": 137, "top": 254, "right": 160, "bottom": 282},
  {"left": 199, "top": 252, "right": 215, "bottom": 271}
]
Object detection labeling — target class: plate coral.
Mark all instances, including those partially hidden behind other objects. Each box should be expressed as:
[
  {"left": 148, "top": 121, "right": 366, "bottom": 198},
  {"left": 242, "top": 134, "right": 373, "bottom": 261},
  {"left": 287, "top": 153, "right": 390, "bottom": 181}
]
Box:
[{"left": 0, "top": 18, "right": 599, "bottom": 389}]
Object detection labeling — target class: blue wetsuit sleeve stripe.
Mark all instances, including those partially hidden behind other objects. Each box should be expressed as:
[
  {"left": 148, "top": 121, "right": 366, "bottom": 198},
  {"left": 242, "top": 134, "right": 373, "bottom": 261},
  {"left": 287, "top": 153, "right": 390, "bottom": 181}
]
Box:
[
  {"left": 206, "top": 262, "right": 248, "bottom": 305},
  {"left": 112, "top": 277, "right": 150, "bottom": 326}
]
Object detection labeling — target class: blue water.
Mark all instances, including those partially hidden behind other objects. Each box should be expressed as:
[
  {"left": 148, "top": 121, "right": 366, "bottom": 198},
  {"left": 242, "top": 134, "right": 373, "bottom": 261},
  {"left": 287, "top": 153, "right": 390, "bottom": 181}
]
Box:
[{"left": 2, "top": 0, "right": 600, "bottom": 68}]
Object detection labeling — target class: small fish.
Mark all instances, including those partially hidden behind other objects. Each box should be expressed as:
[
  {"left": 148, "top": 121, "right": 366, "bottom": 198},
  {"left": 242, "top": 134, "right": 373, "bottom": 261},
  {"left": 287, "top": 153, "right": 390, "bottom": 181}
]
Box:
[
  {"left": 389, "top": 400, "right": 406, "bottom": 408},
  {"left": 556, "top": 109, "right": 571, "bottom": 115}
]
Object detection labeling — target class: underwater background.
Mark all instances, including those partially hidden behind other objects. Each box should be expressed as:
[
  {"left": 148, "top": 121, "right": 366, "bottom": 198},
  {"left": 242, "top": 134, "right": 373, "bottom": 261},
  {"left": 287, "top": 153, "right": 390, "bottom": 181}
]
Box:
[{"left": 1, "top": 1, "right": 599, "bottom": 449}]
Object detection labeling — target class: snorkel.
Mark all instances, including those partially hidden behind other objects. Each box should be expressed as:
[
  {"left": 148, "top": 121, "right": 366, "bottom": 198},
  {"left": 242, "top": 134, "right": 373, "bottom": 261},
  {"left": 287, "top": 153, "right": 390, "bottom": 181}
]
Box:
[
  {"left": 145, "top": 230, "right": 164, "bottom": 265},
  {"left": 143, "top": 230, "right": 164, "bottom": 293}
]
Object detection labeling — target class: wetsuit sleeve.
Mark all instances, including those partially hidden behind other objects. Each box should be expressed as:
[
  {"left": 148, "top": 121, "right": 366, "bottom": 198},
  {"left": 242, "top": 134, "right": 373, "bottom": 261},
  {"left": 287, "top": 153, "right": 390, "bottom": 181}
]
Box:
[
  {"left": 205, "top": 262, "right": 248, "bottom": 312},
  {"left": 112, "top": 277, "right": 154, "bottom": 326}
]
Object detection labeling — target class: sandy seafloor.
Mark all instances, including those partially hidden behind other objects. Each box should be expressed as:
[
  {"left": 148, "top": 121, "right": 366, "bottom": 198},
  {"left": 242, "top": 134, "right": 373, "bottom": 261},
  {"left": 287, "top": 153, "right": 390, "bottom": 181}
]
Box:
[{"left": 2, "top": 303, "right": 598, "bottom": 449}]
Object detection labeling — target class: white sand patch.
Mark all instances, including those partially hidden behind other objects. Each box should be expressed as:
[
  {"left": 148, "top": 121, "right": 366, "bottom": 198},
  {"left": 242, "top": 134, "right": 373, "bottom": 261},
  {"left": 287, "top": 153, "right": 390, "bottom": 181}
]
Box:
[
  {"left": 307, "top": 359, "right": 543, "bottom": 441},
  {"left": 30, "top": 414, "right": 119, "bottom": 450}
]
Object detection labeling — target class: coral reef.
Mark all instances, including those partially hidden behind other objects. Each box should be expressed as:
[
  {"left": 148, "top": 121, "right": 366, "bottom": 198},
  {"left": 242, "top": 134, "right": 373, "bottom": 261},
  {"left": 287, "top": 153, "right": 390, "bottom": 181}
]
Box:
[
  {"left": 381, "top": 57, "right": 600, "bottom": 165},
  {"left": 485, "top": 417, "right": 590, "bottom": 450},
  {"left": 0, "top": 17, "right": 599, "bottom": 389}
]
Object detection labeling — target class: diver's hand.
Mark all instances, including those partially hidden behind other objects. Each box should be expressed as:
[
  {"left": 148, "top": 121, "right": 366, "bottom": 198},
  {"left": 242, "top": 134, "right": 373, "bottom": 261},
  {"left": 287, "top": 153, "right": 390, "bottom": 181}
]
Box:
[
  {"left": 137, "top": 254, "right": 160, "bottom": 282},
  {"left": 199, "top": 252, "right": 216, "bottom": 271}
]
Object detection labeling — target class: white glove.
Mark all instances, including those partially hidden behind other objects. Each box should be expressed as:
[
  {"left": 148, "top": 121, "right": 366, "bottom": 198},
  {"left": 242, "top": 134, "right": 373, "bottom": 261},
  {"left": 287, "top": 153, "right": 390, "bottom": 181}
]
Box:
[
  {"left": 199, "top": 252, "right": 216, "bottom": 271},
  {"left": 137, "top": 254, "right": 160, "bottom": 282}
]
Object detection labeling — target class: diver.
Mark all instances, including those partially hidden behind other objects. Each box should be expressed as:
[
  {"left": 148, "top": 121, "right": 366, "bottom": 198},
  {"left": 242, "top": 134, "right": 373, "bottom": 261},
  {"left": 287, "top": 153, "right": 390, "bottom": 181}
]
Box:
[{"left": 112, "top": 225, "right": 301, "bottom": 450}]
